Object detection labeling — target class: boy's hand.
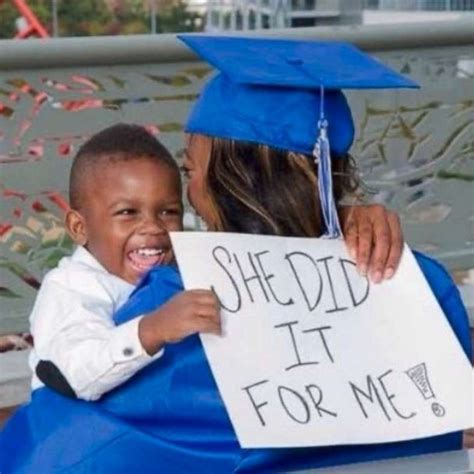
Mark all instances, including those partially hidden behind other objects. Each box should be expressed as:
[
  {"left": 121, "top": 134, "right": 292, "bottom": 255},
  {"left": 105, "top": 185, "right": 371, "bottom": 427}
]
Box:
[{"left": 139, "top": 290, "right": 221, "bottom": 355}]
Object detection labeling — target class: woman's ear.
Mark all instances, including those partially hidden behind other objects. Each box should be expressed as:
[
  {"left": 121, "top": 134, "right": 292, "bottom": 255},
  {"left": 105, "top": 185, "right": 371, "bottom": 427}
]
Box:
[{"left": 65, "top": 209, "right": 88, "bottom": 246}]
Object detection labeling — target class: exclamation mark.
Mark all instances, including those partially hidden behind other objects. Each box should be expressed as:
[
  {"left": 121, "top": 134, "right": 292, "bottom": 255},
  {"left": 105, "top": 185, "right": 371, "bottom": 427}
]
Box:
[{"left": 405, "top": 362, "right": 445, "bottom": 417}]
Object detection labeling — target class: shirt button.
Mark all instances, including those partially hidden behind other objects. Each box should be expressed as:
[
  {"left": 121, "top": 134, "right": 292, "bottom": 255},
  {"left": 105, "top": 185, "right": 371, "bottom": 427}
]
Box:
[{"left": 123, "top": 347, "right": 134, "bottom": 357}]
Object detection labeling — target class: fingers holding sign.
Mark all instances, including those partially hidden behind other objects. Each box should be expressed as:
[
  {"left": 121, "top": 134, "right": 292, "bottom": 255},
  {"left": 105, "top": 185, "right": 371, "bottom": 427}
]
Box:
[
  {"left": 340, "top": 204, "right": 404, "bottom": 284},
  {"left": 139, "top": 289, "right": 221, "bottom": 355}
]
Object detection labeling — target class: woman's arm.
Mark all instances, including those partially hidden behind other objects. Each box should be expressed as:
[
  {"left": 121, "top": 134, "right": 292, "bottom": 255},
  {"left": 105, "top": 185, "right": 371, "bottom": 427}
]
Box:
[{"left": 339, "top": 204, "right": 403, "bottom": 283}]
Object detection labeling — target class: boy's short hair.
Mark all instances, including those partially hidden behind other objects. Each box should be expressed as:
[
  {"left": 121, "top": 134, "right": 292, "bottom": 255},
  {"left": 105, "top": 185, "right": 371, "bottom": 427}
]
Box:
[{"left": 69, "top": 123, "right": 178, "bottom": 210}]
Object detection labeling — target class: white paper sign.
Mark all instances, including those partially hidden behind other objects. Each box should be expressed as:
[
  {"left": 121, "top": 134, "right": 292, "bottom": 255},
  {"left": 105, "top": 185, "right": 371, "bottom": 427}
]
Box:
[{"left": 171, "top": 232, "right": 473, "bottom": 448}]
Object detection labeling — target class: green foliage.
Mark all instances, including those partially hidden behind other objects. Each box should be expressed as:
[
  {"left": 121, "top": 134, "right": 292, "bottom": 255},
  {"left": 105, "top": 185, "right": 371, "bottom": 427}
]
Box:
[
  {"left": 0, "top": 0, "right": 203, "bottom": 39},
  {"left": 56, "top": 0, "right": 114, "bottom": 37},
  {"left": 123, "top": 0, "right": 204, "bottom": 33},
  {"left": 0, "top": 3, "right": 20, "bottom": 38},
  {"left": 154, "top": 0, "right": 203, "bottom": 33}
]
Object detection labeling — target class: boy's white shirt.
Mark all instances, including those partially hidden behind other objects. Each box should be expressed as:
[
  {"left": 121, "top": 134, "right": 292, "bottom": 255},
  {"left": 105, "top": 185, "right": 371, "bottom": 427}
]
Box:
[{"left": 29, "top": 246, "right": 163, "bottom": 401}]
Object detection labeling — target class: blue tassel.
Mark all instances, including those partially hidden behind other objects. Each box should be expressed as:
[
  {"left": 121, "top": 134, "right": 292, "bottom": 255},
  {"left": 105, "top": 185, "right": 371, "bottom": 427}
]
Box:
[{"left": 313, "top": 89, "right": 342, "bottom": 238}]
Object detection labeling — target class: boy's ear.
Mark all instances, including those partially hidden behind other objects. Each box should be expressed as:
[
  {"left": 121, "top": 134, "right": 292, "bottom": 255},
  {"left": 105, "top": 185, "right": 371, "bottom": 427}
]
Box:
[{"left": 65, "top": 209, "right": 88, "bottom": 246}]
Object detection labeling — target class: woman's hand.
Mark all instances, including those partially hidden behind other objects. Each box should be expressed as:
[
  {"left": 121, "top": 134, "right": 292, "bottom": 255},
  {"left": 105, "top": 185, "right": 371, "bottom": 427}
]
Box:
[{"left": 339, "top": 204, "right": 403, "bottom": 284}]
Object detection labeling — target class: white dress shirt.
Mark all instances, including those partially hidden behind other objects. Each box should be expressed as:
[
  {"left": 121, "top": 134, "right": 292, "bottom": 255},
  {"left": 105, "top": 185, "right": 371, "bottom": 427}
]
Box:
[{"left": 29, "top": 246, "right": 163, "bottom": 401}]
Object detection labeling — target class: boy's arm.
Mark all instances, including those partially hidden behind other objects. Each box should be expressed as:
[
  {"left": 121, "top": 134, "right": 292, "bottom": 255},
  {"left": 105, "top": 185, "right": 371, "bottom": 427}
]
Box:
[
  {"left": 31, "top": 273, "right": 163, "bottom": 401},
  {"left": 138, "top": 289, "right": 221, "bottom": 355}
]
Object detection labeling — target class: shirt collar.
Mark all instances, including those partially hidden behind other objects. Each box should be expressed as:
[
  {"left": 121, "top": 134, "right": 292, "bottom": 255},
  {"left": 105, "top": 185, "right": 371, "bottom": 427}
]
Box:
[{"left": 70, "top": 246, "right": 135, "bottom": 290}]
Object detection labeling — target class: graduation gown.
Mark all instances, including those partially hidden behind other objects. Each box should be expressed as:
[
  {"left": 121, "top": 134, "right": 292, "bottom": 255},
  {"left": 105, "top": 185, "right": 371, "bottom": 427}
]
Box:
[{"left": 0, "top": 252, "right": 471, "bottom": 473}]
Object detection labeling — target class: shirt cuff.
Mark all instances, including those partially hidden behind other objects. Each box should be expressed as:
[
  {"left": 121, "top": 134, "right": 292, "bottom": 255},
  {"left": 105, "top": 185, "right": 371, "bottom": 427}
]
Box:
[{"left": 109, "top": 316, "right": 164, "bottom": 364}]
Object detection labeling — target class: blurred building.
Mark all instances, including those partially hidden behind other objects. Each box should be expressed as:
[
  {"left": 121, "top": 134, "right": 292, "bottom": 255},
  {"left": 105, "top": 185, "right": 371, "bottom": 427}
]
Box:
[
  {"left": 203, "top": 0, "right": 473, "bottom": 31},
  {"left": 205, "top": 0, "right": 363, "bottom": 31},
  {"left": 366, "top": 0, "right": 473, "bottom": 10},
  {"left": 364, "top": 0, "right": 474, "bottom": 24}
]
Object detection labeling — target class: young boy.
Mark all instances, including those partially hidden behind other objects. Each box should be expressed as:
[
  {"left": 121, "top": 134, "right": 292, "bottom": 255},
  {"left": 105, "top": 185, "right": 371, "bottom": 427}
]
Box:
[{"left": 29, "top": 123, "right": 220, "bottom": 401}]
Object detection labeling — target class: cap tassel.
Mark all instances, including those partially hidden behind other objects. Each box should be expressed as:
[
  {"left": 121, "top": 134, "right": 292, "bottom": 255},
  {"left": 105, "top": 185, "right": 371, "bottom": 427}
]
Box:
[{"left": 313, "top": 87, "right": 342, "bottom": 239}]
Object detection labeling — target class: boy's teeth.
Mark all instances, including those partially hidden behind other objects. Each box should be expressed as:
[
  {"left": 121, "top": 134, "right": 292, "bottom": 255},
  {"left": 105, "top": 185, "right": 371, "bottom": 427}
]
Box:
[
  {"left": 128, "top": 247, "right": 167, "bottom": 272},
  {"left": 135, "top": 248, "right": 163, "bottom": 256}
]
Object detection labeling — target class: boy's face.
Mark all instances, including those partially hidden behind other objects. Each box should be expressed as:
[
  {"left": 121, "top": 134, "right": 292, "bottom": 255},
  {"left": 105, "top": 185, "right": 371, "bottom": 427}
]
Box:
[{"left": 67, "top": 157, "right": 183, "bottom": 284}]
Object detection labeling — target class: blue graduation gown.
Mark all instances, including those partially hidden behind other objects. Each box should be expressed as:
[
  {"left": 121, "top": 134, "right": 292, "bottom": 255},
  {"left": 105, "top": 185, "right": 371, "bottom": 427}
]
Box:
[{"left": 0, "top": 252, "right": 471, "bottom": 473}]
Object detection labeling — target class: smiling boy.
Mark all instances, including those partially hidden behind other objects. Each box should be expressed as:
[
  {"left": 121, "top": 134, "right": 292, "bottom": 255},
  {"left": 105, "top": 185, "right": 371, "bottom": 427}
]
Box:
[{"left": 29, "top": 124, "right": 220, "bottom": 401}]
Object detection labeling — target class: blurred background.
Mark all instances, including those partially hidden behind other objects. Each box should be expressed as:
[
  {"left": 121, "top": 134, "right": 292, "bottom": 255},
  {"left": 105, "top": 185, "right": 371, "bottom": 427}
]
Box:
[{"left": 0, "top": 0, "right": 473, "bottom": 37}]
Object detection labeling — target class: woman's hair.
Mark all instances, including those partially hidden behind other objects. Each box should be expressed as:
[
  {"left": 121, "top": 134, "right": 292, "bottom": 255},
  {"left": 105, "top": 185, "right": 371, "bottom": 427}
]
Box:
[{"left": 204, "top": 137, "right": 361, "bottom": 237}]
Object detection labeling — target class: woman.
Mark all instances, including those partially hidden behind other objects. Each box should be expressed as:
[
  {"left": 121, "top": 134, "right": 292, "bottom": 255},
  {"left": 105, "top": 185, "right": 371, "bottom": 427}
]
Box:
[{"left": 0, "top": 36, "right": 470, "bottom": 473}]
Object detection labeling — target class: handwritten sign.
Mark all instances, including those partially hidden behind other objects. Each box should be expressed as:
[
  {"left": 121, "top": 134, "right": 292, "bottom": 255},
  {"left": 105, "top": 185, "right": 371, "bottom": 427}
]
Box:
[{"left": 171, "top": 232, "right": 473, "bottom": 448}]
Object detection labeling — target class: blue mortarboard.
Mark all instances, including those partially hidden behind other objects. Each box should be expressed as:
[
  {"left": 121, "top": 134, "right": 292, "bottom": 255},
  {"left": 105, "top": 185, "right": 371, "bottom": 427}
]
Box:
[{"left": 178, "top": 35, "right": 419, "bottom": 237}]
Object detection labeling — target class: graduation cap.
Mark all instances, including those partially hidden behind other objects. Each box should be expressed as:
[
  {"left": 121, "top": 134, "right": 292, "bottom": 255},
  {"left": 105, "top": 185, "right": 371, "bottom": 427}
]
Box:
[{"left": 178, "top": 35, "right": 419, "bottom": 238}]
